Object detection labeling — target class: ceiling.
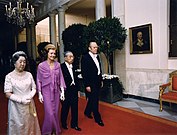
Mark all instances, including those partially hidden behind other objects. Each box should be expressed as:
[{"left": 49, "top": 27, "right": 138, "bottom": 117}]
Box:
[
  {"left": 0, "top": 0, "right": 110, "bottom": 24},
  {"left": 0, "top": 0, "right": 44, "bottom": 23},
  {"left": 68, "top": 0, "right": 110, "bottom": 9}
]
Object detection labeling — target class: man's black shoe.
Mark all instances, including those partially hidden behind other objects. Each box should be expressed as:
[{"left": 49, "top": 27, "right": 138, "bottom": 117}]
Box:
[
  {"left": 97, "top": 121, "right": 104, "bottom": 127},
  {"left": 62, "top": 125, "right": 68, "bottom": 130},
  {"left": 84, "top": 113, "right": 93, "bottom": 119},
  {"left": 71, "top": 126, "right": 81, "bottom": 131}
]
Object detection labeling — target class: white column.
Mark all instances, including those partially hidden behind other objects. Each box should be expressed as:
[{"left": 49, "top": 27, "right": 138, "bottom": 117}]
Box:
[
  {"left": 112, "top": 0, "right": 126, "bottom": 91},
  {"left": 57, "top": 7, "right": 67, "bottom": 63},
  {"left": 49, "top": 12, "right": 57, "bottom": 46},
  {"left": 111, "top": 0, "right": 125, "bottom": 24},
  {"left": 95, "top": 0, "right": 106, "bottom": 20},
  {"left": 95, "top": 0, "right": 107, "bottom": 73}
]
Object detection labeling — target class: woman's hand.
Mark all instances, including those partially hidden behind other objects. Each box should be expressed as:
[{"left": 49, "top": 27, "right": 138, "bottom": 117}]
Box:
[
  {"left": 21, "top": 96, "right": 31, "bottom": 104},
  {"left": 38, "top": 92, "right": 44, "bottom": 103}
]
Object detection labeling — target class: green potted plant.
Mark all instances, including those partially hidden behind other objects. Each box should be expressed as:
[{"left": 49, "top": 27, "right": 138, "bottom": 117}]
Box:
[
  {"left": 83, "top": 17, "right": 127, "bottom": 103},
  {"left": 62, "top": 23, "right": 87, "bottom": 68}
]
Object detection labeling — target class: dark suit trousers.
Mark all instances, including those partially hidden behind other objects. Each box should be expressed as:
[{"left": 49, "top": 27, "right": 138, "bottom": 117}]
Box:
[
  {"left": 84, "top": 85, "right": 102, "bottom": 123},
  {"left": 61, "top": 85, "right": 78, "bottom": 127}
]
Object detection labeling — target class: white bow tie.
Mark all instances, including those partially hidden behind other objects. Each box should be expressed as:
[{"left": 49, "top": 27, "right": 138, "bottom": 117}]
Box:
[{"left": 93, "top": 54, "right": 98, "bottom": 58}]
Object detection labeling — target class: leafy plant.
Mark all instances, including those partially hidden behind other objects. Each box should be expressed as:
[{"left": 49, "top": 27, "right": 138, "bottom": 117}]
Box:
[
  {"left": 62, "top": 24, "right": 87, "bottom": 56},
  {"left": 62, "top": 18, "right": 127, "bottom": 72},
  {"left": 62, "top": 23, "right": 87, "bottom": 68},
  {"left": 83, "top": 17, "right": 127, "bottom": 57},
  {"left": 83, "top": 17, "right": 127, "bottom": 73}
]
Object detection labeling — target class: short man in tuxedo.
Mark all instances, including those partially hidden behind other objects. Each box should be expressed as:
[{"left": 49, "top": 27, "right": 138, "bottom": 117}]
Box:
[
  {"left": 81, "top": 41, "right": 104, "bottom": 127},
  {"left": 61, "top": 51, "right": 81, "bottom": 131}
]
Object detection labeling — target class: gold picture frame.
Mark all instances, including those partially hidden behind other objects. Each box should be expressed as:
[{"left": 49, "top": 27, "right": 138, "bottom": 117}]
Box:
[{"left": 129, "top": 24, "right": 152, "bottom": 54}]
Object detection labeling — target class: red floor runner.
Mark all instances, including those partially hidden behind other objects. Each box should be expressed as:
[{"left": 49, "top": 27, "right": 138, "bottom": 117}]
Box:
[{"left": 1, "top": 84, "right": 177, "bottom": 135}]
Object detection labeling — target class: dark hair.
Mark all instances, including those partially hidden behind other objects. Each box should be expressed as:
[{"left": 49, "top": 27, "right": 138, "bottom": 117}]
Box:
[
  {"left": 37, "top": 42, "right": 51, "bottom": 57},
  {"left": 12, "top": 51, "right": 27, "bottom": 65}
]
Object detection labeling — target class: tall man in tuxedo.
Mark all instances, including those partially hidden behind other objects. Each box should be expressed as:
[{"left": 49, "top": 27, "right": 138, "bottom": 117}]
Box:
[
  {"left": 81, "top": 41, "right": 104, "bottom": 127},
  {"left": 60, "top": 51, "right": 81, "bottom": 131}
]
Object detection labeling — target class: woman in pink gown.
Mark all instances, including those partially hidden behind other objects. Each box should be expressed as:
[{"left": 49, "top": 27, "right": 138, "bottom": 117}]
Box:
[{"left": 36, "top": 44, "right": 66, "bottom": 135}]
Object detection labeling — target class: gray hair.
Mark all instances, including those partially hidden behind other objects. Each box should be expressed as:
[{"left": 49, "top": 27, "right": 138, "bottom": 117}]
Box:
[{"left": 64, "top": 51, "right": 73, "bottom": 57}]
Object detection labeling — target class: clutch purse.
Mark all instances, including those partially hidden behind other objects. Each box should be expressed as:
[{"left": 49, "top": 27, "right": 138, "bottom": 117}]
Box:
[{"left": 29, "top": 102, "right": 37, "bottom": 117}]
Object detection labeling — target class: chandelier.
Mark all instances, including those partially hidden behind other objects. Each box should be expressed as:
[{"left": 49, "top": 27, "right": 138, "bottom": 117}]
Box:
[{"left": 5, "top": 0, "right": 35, "bottom": 27}]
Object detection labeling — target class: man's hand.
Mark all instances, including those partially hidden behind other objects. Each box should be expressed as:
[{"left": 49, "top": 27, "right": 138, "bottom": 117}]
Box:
[
  {"left": 78, "top": 91, "right": 81, "bottom": 97},
  {"left": 101, "top": 81, "right": 103, "bottom": 88},
  {"left": 86, "top": 86, "right": 91, "bottom": 92},
  {"left": 60, "top": 87, "right": 65, "bottom": 101}
]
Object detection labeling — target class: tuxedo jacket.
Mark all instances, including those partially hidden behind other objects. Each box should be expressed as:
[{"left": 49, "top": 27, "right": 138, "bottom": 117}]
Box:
[
  {"left": 61, "top": 63, "right": 79, "bottom": 97},
  {"left": 81, "top": 53, "right": 102, "bottom": 89}
]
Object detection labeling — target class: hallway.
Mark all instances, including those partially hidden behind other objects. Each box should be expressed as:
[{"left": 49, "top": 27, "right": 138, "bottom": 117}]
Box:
[
  {"left": 80, "top": 92, "right": 177, "bottom": 123},
  {"left": 1, "top": 86, "right": 177, "bottom": 135}
]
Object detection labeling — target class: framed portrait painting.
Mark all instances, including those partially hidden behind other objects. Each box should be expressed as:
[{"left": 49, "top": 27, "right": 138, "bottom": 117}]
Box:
[{"left": 129, "top": 24, "right": 153, "bottom": 54}]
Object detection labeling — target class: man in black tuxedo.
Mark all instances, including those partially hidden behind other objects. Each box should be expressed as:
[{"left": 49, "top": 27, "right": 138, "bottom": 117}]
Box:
[
  {"left": 61, "top": 51, "right": 81, "bottom": 131},
  {"left": 81, "top": 41, "right": 104, "bottom": 127}
]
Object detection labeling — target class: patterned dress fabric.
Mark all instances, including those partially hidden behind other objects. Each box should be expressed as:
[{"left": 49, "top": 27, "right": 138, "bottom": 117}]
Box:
[{"left": 4, "top": 71, "right": 41, "bottom": 135}]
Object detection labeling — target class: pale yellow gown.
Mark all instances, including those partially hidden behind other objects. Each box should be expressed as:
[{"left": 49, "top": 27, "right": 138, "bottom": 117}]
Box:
[{"left": 4, "top": 71, "right": 41, "bottom": 135}]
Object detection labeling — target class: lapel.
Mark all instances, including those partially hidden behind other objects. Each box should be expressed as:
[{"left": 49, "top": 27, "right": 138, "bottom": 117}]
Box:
[
  {"left": 97, "top": 55, "right": 102, "bottom": 73},
  {"left": 63, "top": 63, "right": 73, "bottom": 82},
  {"left": 88, "top": 53, "right": 97, "bottom": 68},
  {"left": 88, "top": 53, "right": 101, "bottom": 72}
]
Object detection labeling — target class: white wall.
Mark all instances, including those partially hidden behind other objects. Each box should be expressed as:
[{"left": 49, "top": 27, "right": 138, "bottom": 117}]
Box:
[
  {"left": 168, "top": 59, "right": 177, "bottom": 69},
  {"left": 65, "top": 13, "right": 94, "bottom": 27},
  {"left": 36, "top": 17, "right": 50, "bottom": 45},
  {"left": 112, "top": 0, "right": 176, "bottom": 99},
  {"left": 125, "top": 0, "right": 168, "bottom": 69}
]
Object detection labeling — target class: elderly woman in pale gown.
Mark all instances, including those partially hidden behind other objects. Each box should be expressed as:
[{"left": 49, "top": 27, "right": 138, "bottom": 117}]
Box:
[{"left": 4, "top": 51, "right": 41, "bottom": 135}]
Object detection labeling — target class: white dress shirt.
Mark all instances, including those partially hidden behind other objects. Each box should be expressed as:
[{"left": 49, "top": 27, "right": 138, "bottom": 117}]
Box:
[
  {"left": 89, "top": 52, "right": 101, "bottom": 75},
  {"left": 65, "top": 62, "right": 75, "bottom": 86}
]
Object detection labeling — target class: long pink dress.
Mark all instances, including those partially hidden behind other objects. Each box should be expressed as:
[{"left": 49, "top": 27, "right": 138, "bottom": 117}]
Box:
[{"left": 36, "top": 61, "right": 66, "bottom": 135}]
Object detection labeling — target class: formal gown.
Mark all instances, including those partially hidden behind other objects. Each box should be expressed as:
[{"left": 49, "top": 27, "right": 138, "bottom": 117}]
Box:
[
  {"left": 4, "top": 71, "right": 41, "bottom": 135},
  {"left": 36, "top": 61, "right": 66, "bottom": 135}
]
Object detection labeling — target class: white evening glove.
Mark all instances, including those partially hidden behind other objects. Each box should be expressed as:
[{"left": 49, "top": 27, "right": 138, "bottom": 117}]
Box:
[
  {"left": 10, "top": 94, "right": 22, "bottom": 103},
  {"left": 10, "top": 94, "right": 30, "bottom": 104},
  {"left": 21, "top": 96, "right": 31, "bottom": 104},
  {"left": 60, "top": 87, "right": 65, "bottom": 101},
  {"left": 28, "top": 88, "right": 36, "bottom": 99},
  {"left": 38, "top": 92, "right": 44, "bottom": 103}
]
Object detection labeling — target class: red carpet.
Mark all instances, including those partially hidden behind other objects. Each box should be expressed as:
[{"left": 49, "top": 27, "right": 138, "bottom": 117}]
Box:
[{"left": 1, "top": 83, "right": 177, "bottom": 135}]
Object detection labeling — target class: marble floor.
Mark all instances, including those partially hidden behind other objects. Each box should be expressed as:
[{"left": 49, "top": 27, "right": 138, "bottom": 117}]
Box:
[
  {"left": 80, "top": 92, "right": 177, "bottom": 123},
  {"left": 113, "top": 98, "right": 177, "bottom": 123}
]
